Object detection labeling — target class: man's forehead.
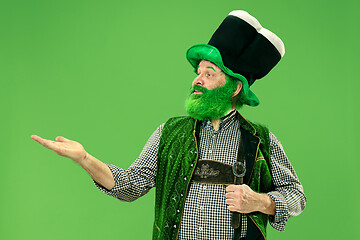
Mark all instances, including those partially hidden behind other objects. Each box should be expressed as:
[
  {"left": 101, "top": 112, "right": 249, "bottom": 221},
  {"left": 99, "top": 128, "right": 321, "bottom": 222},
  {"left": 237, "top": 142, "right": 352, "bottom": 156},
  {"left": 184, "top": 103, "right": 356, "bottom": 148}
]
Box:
[{"left": 199, "top": 60, "right": 221, "bottom": 71}]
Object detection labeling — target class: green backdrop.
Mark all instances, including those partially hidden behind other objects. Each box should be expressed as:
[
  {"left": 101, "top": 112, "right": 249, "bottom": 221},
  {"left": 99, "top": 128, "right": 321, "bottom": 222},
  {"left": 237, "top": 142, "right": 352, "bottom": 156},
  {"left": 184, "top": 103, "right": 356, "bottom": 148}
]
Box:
[{"left": 1, "top": 0, "right": 359, "bottom": 239}]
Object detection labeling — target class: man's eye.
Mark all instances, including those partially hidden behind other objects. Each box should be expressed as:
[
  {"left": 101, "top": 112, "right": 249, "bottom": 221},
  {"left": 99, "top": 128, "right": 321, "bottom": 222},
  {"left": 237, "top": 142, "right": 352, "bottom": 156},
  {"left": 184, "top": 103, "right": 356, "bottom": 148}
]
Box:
[{"left": 206, "top": 73, "right": 213, "bottom": 77}]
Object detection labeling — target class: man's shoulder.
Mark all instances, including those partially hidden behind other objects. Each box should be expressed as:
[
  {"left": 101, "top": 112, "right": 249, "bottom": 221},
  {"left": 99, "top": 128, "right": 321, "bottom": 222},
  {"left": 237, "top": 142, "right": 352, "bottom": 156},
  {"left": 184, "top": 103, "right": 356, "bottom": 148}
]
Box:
[
  {"left": 161, "top": 115, "right": 195, "bottom": 131},
  {"left": 239, "top": 115, "right": 270, "bottom": 146},
  {"left": 248, "top": 120, "right": 270, "bottom": 138},
  {"left": 237, "top": 114, "right": 269, "bottom": 136},
  {"left": 167, "top": 115, "right": 192, "bottom": 121},
  {"left": 250, "top": 121, "right": 270, "bottom": 134},
  {"left": 159, "top": 116, "right": 196, "bottom": 144},
  {"left": 164, "top": 115, "right": 194, "bottom": 124}
]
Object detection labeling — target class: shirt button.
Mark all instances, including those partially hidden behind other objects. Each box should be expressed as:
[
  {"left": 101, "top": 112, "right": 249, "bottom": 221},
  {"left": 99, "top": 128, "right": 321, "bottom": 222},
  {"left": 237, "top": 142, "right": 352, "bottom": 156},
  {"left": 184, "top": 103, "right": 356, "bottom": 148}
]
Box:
[
  {"left": 180, "top": 194, "right": 184, "bottom": 197},
  {"left": 190, "top": 164, "right": 194, "bottom": 167},
  {"left": 194, "top": 151, "right": 197, "bottom": 154},
  {"left": 209, "top": 150, "right": 212, "bottom": 154},
  {"left": 184, "top": 177, "right": 187, "bottom": 181},
  {"left": 177, "top": 209, "right": 180, "bottom": 213},
  {"left": 173, "top": 225, "right": 177, "bottom": 228},
  {"left": 203, "top": 186, "right": 207, "bottom": 190},
  {"left": 191, "top": 138, "right": 195, "bottom": 142}
]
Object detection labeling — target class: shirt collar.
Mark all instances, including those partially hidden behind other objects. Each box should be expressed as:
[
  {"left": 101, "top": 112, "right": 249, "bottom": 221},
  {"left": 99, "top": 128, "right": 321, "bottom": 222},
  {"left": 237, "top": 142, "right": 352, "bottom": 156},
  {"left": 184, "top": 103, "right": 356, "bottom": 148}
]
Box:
[{"left": 203, "top": 109, "right": 237, "bottom": 131}]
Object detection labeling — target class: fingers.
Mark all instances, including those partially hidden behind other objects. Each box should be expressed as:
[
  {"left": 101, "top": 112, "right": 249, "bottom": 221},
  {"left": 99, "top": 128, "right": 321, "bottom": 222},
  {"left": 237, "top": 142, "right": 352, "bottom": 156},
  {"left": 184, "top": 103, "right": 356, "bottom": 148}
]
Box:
[
  {"left": 225, "top": 195, "right": 239, "bottom": 212},
  {"left": 226, "top": 192, "right": 242, "bottom": 204},
  {"left": 32, "top": 135, "right": 71, "bottom": 144},
  {"left": 31, "top": 135, "right": 51, "bottom": 145},
  {"left": 225, "top": 184, "right": 238, "bottom": 192},
  {"left": 225, "top": 198, "right": 236, "bottom": 205},
  {"left": 224, "top": 184, "right": 259, "bottom": 214},
  {"left": 31, "top": 135, "right": 42, "bottom": 142},
  {"left": 31, "top": 135, "right": 59, "bottom": 151},
  {"left": 56, "top": 136, "right": 71, "bottom": 142},
  {"left": 226, "top": 184, "right": 251, "bottom": 193},
  {"left": 225, "top": 192, "right": 236, "bottom": 199},
  {"left": 227, "top": 205, "right": 238, "bottom": 212},
  {"left": 225, "top": 185, "right": 247, "bottom": 200}
]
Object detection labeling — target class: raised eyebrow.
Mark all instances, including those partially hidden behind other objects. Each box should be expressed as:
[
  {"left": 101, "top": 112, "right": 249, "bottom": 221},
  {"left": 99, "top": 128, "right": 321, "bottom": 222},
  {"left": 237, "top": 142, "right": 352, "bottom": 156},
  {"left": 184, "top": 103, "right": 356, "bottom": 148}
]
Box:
[{"left": 206, "top": 66, "right": 216, "bottom": 72}]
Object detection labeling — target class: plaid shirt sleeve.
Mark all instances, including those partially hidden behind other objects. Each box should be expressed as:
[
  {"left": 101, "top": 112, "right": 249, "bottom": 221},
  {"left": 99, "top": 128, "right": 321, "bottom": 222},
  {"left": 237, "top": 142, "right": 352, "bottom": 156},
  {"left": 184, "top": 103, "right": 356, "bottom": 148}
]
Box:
[
  {"left": 266, "top": 131, "right": 307, "bottom": 231},
  {"left": 93, "top": 123, "right": 164, "bottom": 202}
]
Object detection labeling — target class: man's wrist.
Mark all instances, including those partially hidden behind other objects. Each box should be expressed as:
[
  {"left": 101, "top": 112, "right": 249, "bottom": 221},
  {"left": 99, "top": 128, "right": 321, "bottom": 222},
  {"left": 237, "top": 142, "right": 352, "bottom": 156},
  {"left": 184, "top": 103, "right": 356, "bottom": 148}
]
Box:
[
  {"left": 78, "top": 152, "right": 91, "bottom": 169},
  {"left": 258, "top": 193, "right": 276, "bottom": 215}
]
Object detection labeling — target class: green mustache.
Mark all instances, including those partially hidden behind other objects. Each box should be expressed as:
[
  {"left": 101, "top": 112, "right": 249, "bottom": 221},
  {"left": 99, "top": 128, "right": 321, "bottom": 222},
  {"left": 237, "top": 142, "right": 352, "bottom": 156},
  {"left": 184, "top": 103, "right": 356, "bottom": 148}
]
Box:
[{"left": 190, "top": 85, "right": 209, "bottom": 94}]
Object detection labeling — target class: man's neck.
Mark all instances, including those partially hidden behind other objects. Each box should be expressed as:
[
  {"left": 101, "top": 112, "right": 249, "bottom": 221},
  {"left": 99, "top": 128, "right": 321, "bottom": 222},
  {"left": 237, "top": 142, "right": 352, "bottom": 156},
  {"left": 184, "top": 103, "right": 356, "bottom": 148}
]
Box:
[{"left": 210, "top": 107, "right": 236, "bottom": 131}]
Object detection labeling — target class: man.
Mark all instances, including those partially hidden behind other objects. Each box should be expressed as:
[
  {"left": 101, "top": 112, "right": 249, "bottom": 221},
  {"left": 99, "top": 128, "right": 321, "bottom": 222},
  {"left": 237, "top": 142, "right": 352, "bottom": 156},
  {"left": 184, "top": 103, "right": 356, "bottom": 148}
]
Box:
[{"left": 31, "top": 10, "right": 306, "bottom": 240}]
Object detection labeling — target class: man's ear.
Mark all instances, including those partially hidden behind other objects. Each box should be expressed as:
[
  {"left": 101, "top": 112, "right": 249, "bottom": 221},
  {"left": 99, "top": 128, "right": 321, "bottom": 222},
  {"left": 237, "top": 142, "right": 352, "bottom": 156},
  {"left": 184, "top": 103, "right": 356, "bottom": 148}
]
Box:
[{"left": 232, "top": 82, "right": 243, "bottom": 97}]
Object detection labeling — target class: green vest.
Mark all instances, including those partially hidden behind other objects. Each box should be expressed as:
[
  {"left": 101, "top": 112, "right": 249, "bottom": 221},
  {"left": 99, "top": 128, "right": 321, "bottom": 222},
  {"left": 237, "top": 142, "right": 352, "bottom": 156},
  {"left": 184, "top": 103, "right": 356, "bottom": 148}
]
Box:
[{"left": 153, "top": 112, "right": 273, "bottom": 240}]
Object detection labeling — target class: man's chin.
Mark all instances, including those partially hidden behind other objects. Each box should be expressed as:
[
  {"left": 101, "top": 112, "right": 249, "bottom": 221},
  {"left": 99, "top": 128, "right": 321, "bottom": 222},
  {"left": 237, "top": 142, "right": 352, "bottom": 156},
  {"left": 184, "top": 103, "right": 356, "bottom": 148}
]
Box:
[{"left": 186, "top": 99, "right": 232, "bottom": 121}]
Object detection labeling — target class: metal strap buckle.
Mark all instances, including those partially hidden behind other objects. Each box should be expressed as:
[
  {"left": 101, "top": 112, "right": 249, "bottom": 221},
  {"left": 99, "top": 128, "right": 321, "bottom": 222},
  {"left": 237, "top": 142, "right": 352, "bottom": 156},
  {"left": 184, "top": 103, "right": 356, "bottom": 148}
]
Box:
[{"left": 232, "top": 161, "right": 246, "bottom": 178}]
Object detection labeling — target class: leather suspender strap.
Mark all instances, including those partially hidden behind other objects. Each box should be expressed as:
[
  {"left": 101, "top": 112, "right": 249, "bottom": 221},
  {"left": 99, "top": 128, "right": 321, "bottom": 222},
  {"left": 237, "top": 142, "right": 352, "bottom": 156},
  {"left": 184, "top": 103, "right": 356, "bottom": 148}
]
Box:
[{"left": 231, "top": 136, "right": 246, "bottom": 240}]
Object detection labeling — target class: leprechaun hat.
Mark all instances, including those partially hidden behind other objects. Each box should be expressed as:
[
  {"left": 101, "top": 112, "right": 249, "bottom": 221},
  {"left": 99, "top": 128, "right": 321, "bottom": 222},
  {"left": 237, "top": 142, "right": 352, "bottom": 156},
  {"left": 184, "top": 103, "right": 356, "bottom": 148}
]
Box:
[{"left": 186, "top": 10, "right": 285, "bottom": 106}]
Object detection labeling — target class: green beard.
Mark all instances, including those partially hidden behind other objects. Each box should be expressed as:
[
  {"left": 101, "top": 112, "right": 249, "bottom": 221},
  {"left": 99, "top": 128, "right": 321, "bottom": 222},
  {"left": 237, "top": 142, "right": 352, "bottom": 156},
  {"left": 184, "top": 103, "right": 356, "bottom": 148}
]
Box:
[{"left": 185, "top": 79, "right": 238, "bottom": 120}]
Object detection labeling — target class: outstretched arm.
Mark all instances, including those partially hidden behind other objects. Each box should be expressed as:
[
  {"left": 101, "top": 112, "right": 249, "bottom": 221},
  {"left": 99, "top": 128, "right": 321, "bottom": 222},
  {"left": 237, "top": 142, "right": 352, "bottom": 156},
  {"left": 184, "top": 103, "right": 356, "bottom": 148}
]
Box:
[
  {"left": 31, "top": 135, "right": 115, "bottom": 190},
  {"left": 93, "top": 123, "right": 164, "bottom": 202}
]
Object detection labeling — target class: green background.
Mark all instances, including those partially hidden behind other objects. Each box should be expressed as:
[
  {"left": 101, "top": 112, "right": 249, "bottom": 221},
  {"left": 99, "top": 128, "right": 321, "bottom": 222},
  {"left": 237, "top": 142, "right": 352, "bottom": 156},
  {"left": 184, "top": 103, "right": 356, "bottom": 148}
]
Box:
[{"left": 1, "top": 0, "right": 359, "bottom": 239}]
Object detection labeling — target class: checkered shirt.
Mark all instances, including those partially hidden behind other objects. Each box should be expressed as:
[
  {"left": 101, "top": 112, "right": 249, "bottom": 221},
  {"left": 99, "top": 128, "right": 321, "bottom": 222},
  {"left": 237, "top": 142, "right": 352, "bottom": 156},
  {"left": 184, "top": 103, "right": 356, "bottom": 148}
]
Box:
[{"left": 94, "top": 110, "right": 306, "bottom": 239}]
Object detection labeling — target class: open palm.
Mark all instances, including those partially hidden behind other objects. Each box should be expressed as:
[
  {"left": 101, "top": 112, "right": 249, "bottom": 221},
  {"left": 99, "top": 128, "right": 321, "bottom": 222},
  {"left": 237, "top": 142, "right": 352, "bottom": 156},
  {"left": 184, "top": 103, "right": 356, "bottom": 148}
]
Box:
[{"left": 31, "top": 135, "right": 87, "bottom": 164}]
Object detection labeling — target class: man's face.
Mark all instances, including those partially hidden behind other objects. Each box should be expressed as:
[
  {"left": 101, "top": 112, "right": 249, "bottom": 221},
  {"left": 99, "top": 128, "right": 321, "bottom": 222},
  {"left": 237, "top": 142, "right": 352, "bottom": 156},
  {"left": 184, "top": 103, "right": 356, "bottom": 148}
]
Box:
[
  {"left": 192, "top": 60, "right": 226, "bottom": 91},
  {"left": 185, "top": 60, "right": 239, "bottom": 121}
]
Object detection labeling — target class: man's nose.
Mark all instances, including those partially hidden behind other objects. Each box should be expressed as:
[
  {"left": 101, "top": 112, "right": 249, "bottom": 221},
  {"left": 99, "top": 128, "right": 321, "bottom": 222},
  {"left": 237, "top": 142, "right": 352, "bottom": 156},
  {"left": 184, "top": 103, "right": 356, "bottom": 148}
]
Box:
[{"left": 192, "top": 74, "right": 203, "bottom": 86}]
